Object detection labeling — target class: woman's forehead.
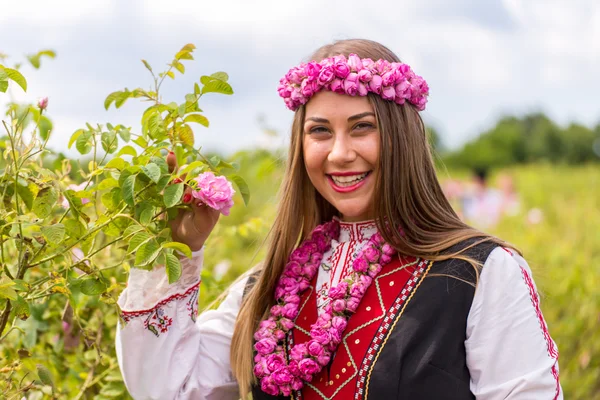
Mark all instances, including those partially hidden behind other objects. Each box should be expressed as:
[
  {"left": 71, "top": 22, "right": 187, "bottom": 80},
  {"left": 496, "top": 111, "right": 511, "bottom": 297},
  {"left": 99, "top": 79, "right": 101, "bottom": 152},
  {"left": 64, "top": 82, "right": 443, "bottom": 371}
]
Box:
[{"left": 304, "top": 92, "right": 374, "bottom": 120}]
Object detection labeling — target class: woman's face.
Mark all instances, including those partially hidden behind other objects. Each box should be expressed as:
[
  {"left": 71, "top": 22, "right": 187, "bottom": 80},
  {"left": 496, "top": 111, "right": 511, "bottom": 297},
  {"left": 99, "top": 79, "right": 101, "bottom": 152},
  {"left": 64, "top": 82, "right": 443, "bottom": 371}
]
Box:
[{"left": 303, "top": 91, "right": 380, "bottom": 222}]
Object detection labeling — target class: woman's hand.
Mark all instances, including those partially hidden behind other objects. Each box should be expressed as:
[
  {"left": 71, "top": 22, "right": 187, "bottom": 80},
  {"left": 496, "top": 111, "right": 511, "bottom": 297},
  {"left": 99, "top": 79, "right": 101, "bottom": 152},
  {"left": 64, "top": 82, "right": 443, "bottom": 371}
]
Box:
[{"left": 166, "top": 152, "right": 220, "bottom": 252}]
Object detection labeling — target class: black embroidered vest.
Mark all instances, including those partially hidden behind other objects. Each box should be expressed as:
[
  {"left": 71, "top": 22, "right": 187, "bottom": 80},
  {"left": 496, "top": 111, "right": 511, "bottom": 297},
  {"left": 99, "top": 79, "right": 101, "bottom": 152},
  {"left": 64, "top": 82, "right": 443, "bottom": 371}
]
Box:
[{"left": 246, "top": 240, "right": 497, "bottom": 400}]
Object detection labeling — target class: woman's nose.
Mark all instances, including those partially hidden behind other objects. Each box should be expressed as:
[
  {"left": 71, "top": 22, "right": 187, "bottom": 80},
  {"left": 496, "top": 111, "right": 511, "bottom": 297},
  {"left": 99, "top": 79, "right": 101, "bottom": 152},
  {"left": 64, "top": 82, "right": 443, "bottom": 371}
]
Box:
[{"left": 327, "top": 134, "right": 356, "bottom": 164}]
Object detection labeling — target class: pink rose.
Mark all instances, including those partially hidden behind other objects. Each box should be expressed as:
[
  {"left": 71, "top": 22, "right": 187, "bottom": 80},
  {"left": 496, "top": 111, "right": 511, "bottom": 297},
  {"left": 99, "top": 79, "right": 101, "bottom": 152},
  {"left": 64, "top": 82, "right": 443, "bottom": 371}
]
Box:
[
  {"left": 287, "top": 260, "right": 303, "bottom": 276},
  {"left": 304, "top": 61, "right": 322, "bottom": 80},
  {"left": 310, "top": 328, "right": 331, "bottom": 345},
  {"left": 38, "top": 97, "right": 49, "bottom": 111},
  {"left": 255, "top": 338, "right": 277, "bottom": 355},
  {"left": 328, "top": 281, "right": 348, "bottom": 299},
  {"left": 298, "top": 280, "right": 310, "bottom": 291},
  {"left": 359, "top": 274, "right": 373, "bottom": 287},
  {"left": 318, "top": 66, "right": 335, "bottom": 85},
  {"left": 254, "top": 358, "right": 269, "bottom": 378},
  {"left": 291, "top": 377, "right": 303, "bottom": 391},
  {"left": 301, "top": 79, "right": 318, "bottom": 97},
  {"left": 333, "top": 62, "right": 350, "bottom": 78},
  {"left": 375, "top": 59, "right": 391, "bottom": 74},
  {"left": 270, "top": 305, "right": 283, "bottom": 317},
  {"left": 275, "top": 287, "right": 286, "bottom": 299},
  {"left": 332, "top": 299, "right": 346, "bottom": 313},
  {"left": 361, "top": 58, "right": 375, "bottom": 70},
  {"left": 357, "top": 69, "right": 373, "bottom": 83},
  {"left": 282, "top": 303, "right": 298, "bottom": 319},
  {"left": 353, "top": 257, "right": 369, "bottom": 273},
  {"left": 301, "top": 264, "right": 317, "bottom": 278},
  {"left": 381, "top": 86, "right": 396, "bottom": 100},
  {"left": 330, "top": 78, "right": 344, "bottom": 93},
  {"left": 346, "top": 296, "right": 361, "bottom": 313},
  {"left": 298, "top": 358, "right": 321, "bottom": 376},
  {"left": 358, "top": 83, "right": 368, "bottom": 96},
  {"left": 274, "top": 329, "right": 286, "bottom": 341},
  {"left": 343, "top": 73, "right": 359, "bottom": 96},
  {"left": 192, "top": 172, "right": 235, "bottom": 216},
  {"left": 348, "top": 54, "right": 363, "bottom": 71},
  {"left": 350, "top": 282, "right": 367, "bottom": 298},
  {"left": 290, "top": 343, "right": 308, "bottom": 361},
  {"left": 331, "top": 316, "right": 348, "bottom": 332},
  {"left": 382, "top": 243, "right": 395, "bottom": 255},
  {"left": 260, "top": 376, "right": 279, "bottom": 396},
  {"left": 290, "top": 88, "right": 305, "bottom": 102},
  {"left": 313, "top": 234, "right": 328, "bottom": 252},
  {"left": 254, "top": 328, "right": 273, "bottom": 341},
  {"left": 307, "top": 340, "right": 324, "bottom": 357},
  {"left": 380, "top": 254, "right": 392, "bottom": 264},
  {"left": 291, "top": 245, "right": 311, "bottom": 263},
  {"left": 368, "top": 74, "right": 382, "bottom": 94},
  {"left": 395, "top": 80, "right": 411, "bottom": 99},
  {"left": 316, "top": 352, "right": 331, "bottom": 366},
  {"left": 329, "top": 327, "right": 342, "bottom": 344},
  {"left": 272, "top": 368, "right": 293, "bottom": 385},
  {"left": 280, "top": 276, "right": 300, "bottom": 294},
  {"left": 279, "top": 318, "right": 295, "bottom": 331},
  {"left": 283, "top": 293, "right": 300, "bottom": 305},
  {"left": 266, "top": 353, "right": 286, "bottom": 372},
  {"left": 363, "top": 246, "right": 380, "bottom": 263}
]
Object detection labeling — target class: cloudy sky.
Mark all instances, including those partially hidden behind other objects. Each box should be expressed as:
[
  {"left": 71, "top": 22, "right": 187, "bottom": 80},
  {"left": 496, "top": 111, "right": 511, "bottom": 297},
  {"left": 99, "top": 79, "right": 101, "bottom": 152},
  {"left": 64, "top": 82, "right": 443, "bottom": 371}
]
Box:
[{"left": 1, "top": 0, "right": 599, "bottom": 157}]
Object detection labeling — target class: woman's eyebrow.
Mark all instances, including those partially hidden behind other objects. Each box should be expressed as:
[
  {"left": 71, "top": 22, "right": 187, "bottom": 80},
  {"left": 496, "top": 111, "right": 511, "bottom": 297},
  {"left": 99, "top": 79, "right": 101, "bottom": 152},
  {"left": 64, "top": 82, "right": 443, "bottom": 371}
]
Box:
[
  {"left": 305, "top": 117, "right": 329, "bottom": 124},
  {"left": 348, "top": 112, "right": 375, "bottom": 121}
]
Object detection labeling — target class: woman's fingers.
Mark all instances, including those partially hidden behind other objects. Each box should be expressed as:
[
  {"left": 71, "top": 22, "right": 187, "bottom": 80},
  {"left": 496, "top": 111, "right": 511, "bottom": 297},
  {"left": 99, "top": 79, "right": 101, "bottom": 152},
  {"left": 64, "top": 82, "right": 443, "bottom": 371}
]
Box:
[{"left": 182, "top": 186, "right": 193, "bottom": 204}]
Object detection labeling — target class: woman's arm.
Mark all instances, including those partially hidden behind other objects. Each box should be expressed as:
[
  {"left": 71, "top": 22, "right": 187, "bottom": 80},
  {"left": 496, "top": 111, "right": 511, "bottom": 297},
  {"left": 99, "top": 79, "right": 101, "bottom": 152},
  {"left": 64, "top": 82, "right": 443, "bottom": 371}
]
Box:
[
  {"left": 115, "top": 248, "right": 248, "bottom": 400},
  {"left": 466, "top": 247, "right": 562, "bottom": 399}
]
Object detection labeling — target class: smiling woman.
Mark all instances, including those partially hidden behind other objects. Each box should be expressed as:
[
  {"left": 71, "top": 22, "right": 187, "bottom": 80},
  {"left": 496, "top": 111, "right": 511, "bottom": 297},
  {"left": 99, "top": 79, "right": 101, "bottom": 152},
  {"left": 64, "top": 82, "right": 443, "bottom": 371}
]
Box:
[
  {"left": 115, "top": 39, "right": 562, "bottom": 400},
  {"left": 303, "top": 93, "right": 380, "bottom": 221}
]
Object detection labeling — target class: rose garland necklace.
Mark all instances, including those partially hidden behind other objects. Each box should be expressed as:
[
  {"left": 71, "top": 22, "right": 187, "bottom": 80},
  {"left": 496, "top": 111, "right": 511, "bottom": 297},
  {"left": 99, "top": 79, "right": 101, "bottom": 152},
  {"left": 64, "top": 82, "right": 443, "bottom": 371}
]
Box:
[{"left": 253, "top": 219, "right": 397, "bottom": 396}]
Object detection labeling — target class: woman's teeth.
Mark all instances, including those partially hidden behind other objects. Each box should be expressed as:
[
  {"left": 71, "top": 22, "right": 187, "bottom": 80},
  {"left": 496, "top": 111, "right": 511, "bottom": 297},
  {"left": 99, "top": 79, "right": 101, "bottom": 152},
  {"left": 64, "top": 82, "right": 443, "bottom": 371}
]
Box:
[{"left": 330, "top": 172, "right": 369, "bottom": 187}]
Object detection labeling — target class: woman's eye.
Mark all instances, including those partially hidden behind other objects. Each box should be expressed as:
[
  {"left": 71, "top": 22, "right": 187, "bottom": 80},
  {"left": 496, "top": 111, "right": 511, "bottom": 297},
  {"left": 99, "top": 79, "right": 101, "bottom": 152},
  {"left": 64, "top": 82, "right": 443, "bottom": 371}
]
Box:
[
  {"left": 354, "top": 122, "right": 374, "bottom": 131},
  {"left": 309, "top": 126, "right": 329, "bottom": 134}
]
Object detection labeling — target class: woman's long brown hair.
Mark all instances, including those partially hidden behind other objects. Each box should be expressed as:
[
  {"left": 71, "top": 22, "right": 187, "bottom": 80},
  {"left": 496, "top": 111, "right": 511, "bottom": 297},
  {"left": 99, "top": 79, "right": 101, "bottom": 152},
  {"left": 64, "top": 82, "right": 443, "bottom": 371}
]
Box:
[{"left": 230, "top": 39, "right": 517, "bottom": 398}]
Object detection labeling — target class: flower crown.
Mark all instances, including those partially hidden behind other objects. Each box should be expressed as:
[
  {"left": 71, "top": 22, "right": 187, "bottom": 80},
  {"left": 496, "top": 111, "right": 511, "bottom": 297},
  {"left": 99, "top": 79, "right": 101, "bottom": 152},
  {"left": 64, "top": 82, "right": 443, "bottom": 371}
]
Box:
[{"left": 277, "top": 53, "right": 429, "bottom": 111}]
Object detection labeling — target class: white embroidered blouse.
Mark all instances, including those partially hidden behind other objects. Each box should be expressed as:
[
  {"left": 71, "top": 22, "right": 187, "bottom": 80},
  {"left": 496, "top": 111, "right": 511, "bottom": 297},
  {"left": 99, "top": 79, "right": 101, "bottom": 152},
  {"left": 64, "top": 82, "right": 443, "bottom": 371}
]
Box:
[{"left": 116, "top": 220, "right": 562, "bottom": 400}]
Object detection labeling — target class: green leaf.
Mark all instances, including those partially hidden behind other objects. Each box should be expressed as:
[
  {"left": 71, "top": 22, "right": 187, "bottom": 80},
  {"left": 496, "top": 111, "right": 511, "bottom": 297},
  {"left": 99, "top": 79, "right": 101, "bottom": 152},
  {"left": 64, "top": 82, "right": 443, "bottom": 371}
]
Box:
[
  {"left": 123, "top": 224, "right": 144, "bottom": 239},
  {"left": 162, "top": 242, "right": 192, "bottom": 258},
  {"left": 127, "top": 232, "right": 152, "bottom": 254},
  {"left": 36, "top": 364, "right": 54, "bottom": 389},
  {"left": 41, "top": 223, "right": 65, "bottom": 245},
  {"left": 135, "top": 239, "right": 161, "bottom": 267},
  {"left": 173, "top": 61, "right": 185, "bottom": 74},
  {"left": 101, "top": 131, "right": 118, "bottom": 154},
  {"left": 99, "top": 381, "right": 125, "bottom": 397},
  {"left": 68, "top": 129, "right": 84, "bottom": 149},
  {"left": 65, "top": 219, "right": 86, "bottom": 239},
  {"left": 178, "top": 124, "right": 194, "bottom": 146},
  {"left": 98, "top": 178, "right": 119, "bottom": 190},
  {"left": 179, "top": 160, "right": 206, "bottom": 177},
  {"left": 76, "top": 130, "right": 93, "bottom": 155},
  {"left": 80, "top": 277, "right": 108, "bottom": 296},
  {"left": 0, "top": 80, "right": 8, "bottom": 93},
  {"left": 104, "top": 91, "right": 121, "bottom": 110},
  {"left": 183, "top": 114, "right": 209, "bottom": 127},
  {"left": 133, "top": 136, "right": 148, "bottom": 148},
  {"left": 211, "top": 71, "right": 229, "bottom": 82},
  {"left": 142, "top": 163, "right": 161, "bottom": 183},
  {"left": 165, "top": 253, "right": 182, "bottom": 284},
  {"left": 118, "top": 126, "right": 131, "bottom": 142},
  {"left": 149, "top": 156, "right": 169, "bottom": 173},
  {"left": 117, "top": 145, "right": 137, "bottom": 157},
  {"left": 0, "top": 66, "right": 27, "bottom": 91},
  {"left": 141, "top": 59, "right": 153, "bottom": 73},
  {"left": 166, "top": 71, "right": 175, "bottom": 79},
  {"left": 201, "top": 75, "right": 233, "bottom": 95},
  {"left": 163, "top": 183, "right": 184, "bottom": 208},
  {"left": 0, "top": 279, "right": 17, "bottom": 300},
  {"left": 121, "top": 175, "right": 136, "bottom": 207},
  {"left": 38, "top": 116, "right": 53, "bottom": 141},
  {"left": 13, "top": 295, "right": 30, "bottom": 320},
  {"left": 16, "top": 182, "right": 35, "bottom": 210},
  {"left": 115, "top": 90, "right": 131, "bottom": 108},
  {"left": 33, "top": 187, "right": 58, "bottom": 218},
  {"left": 229, "top": 174, "right": 250, "bottom": 206},
  {"left": 105, "top": 157, "right": 127, "bottom": 171},
  {"left": 26, "top": 50, "right": 55, "bottom": 69},
  {"left": 194, "top": 82, "right": 201, "bottom": 95}
]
